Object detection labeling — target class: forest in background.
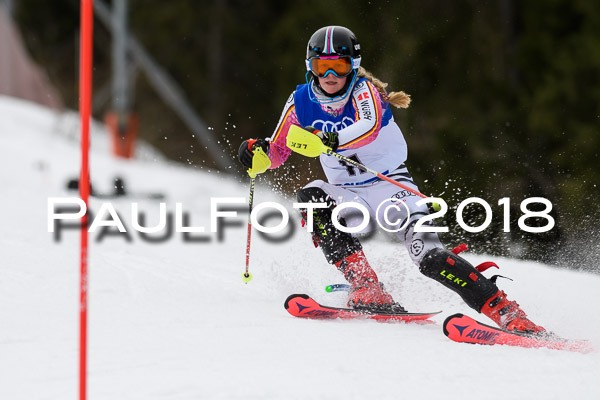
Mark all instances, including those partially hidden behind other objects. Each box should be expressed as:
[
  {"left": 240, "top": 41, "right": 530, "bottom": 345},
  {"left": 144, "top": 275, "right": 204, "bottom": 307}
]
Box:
[{"left": 13, "top": 0, "right": 600, "bottom": 267}]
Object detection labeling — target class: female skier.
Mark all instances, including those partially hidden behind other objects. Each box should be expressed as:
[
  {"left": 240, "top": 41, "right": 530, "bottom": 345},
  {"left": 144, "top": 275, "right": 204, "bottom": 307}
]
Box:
[{"left": 238, "top": 26, "right": 544, "bottom": 333}]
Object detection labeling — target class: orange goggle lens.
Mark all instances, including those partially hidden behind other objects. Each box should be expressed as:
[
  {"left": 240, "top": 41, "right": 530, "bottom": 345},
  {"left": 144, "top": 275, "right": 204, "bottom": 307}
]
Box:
[{"left": 309, "top": 57, "right": 353, "bottom": 78}]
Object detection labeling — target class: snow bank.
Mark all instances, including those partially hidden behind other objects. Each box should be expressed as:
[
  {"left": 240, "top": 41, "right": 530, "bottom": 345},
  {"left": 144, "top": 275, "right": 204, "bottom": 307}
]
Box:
[{"left": 1, "top": 95, "right": 599, "bottom": 400}]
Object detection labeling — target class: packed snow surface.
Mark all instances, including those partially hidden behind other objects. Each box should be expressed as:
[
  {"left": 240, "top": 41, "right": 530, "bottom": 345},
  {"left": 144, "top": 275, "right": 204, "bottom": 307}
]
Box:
[{"left": 1, "top": 96, "right": 599, "bottom": 399}]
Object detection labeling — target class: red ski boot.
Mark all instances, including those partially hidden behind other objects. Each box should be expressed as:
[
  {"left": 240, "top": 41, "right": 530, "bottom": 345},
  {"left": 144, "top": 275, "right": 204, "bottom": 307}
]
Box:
[
  {"left": 481, "top": 290, "right": 546, "bottom": 334},
  {"left": 335, "top": 250, "right": 406, "bottom": 313}
]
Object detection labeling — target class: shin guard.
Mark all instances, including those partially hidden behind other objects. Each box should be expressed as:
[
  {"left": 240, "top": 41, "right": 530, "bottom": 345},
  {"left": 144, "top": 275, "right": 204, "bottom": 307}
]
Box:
[
  {"left": 297, "top": 186, "right": 361, "bottom": 265},
  {"left": 419, "top": 248, "right": 498, "bottom": 311}
]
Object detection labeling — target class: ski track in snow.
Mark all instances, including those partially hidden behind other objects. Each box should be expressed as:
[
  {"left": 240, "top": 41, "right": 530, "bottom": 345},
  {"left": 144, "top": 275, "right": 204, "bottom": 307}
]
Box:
[{"left": 1, "top": 95, "right": 600, "bottom": 399}]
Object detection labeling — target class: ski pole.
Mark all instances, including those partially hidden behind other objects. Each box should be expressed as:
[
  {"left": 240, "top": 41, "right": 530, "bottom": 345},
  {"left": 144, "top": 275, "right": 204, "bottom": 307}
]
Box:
[
  {"left": 324, "top": 148, "right": 426, "bottom": 199},
  {"left": 286, "top": 125, "right": 427, "bottom": 198},
  {"left": 241, "top": 146, "right": 271, "bottom": 283},
  {"left": 242, "top": 176, "right": 255, "bottom": 283}
]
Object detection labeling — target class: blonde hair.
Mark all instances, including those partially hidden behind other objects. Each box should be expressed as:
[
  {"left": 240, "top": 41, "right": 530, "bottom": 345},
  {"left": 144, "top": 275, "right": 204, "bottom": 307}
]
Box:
[{"left": 357, "top": 67, "right": 411, "bottom": 109}]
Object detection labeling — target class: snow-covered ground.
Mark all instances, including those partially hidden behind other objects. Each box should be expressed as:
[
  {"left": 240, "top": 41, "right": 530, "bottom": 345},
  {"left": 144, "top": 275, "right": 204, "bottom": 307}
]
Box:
[{"left": 1, "top": 95, "right": 599, "bottom": 400}]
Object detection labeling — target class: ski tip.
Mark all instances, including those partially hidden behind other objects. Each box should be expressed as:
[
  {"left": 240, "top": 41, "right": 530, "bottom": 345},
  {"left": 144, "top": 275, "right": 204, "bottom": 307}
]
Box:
[
  {"left": 442, "top": 313, "right": 465, "bottom": 337},
  {"left": 284, "top": 294, "right": 310, "bottom": 310}
]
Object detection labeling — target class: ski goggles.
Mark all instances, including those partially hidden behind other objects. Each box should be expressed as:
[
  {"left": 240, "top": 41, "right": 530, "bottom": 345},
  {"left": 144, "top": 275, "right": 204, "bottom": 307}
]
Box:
[{"left": 306, "top": 56, "right": 360, "bottom": 78}]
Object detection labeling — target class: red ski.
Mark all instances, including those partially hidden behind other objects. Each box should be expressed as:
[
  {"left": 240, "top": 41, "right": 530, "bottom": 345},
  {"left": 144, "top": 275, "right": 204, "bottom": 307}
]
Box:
[
  {"left": 443, "top": 313, "right": 593, "bottom": 353},
  {"left": 284, "top": 294, "right": 440, "bottom": 322}
]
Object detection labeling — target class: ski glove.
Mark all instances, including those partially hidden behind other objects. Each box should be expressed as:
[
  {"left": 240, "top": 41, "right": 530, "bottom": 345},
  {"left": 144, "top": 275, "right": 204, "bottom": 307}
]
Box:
[
  {"left": 305, "top": 126, "right": 339, "bottom": 152},
  {"left": 238, "top": 138, "right": 270, "bottom": 169}
]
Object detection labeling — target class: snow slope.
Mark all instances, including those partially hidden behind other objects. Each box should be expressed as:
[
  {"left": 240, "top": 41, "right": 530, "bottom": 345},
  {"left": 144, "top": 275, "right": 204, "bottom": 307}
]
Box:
[{"left": 1, "top": 95, "right": 599, "bottom": 400}]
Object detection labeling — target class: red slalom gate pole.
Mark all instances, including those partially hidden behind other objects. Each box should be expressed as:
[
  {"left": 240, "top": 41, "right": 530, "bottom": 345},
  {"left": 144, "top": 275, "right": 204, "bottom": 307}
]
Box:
[{"left": 78, "top": 1, "right": 93, "bottom": 399}]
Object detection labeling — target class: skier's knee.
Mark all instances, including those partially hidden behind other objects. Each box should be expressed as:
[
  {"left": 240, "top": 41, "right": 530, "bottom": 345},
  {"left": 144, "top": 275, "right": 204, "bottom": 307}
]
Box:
[
  {"left": 419, "top": 248, "right": 498, "bottom": 311},
  {"left": 296, "top": 186, "right": 360, "bottom": 265},
  {"left": 296, "top": 186, "right": 335, "bottom": 207},
  {"left": 403, "top": 219, "right": 443, "bottom": 265}
]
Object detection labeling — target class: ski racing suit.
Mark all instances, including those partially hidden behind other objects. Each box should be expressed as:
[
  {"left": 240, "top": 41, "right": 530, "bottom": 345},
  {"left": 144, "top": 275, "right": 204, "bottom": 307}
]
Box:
[{"left": 266, "top": 77, "right": 443, "bottom": 267}]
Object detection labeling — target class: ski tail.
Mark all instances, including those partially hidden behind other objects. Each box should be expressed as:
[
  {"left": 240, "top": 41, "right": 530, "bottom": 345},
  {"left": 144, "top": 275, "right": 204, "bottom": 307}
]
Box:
[{"left": 444, "top": 313, "right": 593, "bottom": 353}]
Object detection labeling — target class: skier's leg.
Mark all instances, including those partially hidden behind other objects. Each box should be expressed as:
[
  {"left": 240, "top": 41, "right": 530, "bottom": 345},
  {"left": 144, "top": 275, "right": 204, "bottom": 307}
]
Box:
[
  {"left": 419, "top": 248, "right": 545, "bottom": 333},
  {"left": 371, "top": 166, "right": 545, "bottom": 333},
  {"left": 367, "top": 165, "right": 444, "bottom": 264},
  {"left": 297, "top": 180, "right": 405, "bottom": 313}
]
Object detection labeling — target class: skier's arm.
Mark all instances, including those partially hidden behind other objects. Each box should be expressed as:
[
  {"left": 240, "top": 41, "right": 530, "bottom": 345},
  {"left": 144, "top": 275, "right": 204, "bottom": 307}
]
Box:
[
  {"left": 336, "top": 80, "right": 383, "bottom": 150},
  {"left": 267, "top": 92, "right": 299, "bottom": 169}
]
